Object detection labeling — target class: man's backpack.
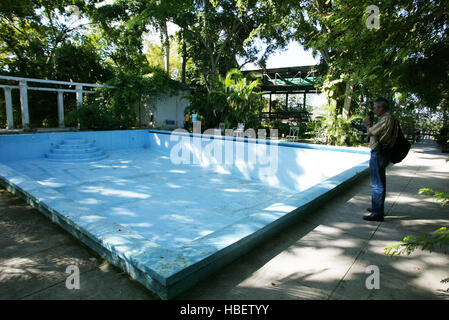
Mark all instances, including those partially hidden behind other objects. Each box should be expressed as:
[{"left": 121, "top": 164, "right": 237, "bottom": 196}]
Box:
[{"left": 390, "top": 119, "right": 411, "bottom": 164}]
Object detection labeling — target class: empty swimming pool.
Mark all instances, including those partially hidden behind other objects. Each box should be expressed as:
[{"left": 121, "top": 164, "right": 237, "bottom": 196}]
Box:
[{"left": 0, "top": 129, "right": 370, "bottom": 299}]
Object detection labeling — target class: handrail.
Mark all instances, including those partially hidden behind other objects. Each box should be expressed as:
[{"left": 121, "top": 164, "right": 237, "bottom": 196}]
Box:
[
  {"left": 0, "top": 75, "right": 114, "bottom": 130},
  {"left": 0, "top": 75, "right": 114, "bottom": 88},
  {"left": 0, "top": 84, "right": 96, "bottom": 93}
]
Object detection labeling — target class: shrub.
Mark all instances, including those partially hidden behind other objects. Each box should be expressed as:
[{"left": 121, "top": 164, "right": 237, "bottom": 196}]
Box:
[
  {"left": 67, "top": 67, "right": 179, "bottom": 130},
  {"left": 187, "top": 69, "right": 264, "bottom": 130},
  {"left": 98, "top": 69, "right": 178, "bottom": 129},
  {"left": 262, "top": 120, "right": 290, "bottom": 137},
  {"left": 320, "top": 103, "right": 363, "bottom": 146},
  {"left": 65, "top": 104, "right": 117, "bottom": 130},
  {"left": 436, "top": 126, "right": 449, "bottom": 146}
]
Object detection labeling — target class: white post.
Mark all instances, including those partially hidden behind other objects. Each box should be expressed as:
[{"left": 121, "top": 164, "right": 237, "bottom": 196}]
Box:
[
  {"left": 75, "top": 85, "right": 83, "bottom": 108},
  {"left": 4, "top": 87, "right": 14, "bottom": 129},
  {"left": 19, "top": 81, "right": 30, "bottom": 130},
  {"left": 57, "top": 91, "right": 65, "bottom": 128},
  {"left": 75, "top": 85, "right": 83, "bottom": 129}
]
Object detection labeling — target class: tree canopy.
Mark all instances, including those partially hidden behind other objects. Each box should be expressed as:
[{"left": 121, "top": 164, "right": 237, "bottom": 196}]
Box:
[
  {"left": 288, "top": 0, "right": 448, "bottom": 118},
  {"left": 0, "top": 0, "right": 448, "bottom": 133}
]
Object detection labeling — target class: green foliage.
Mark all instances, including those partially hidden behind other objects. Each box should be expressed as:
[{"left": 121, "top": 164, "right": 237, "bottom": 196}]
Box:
[
  {"left": 54, "top": 41, "right": 113, "bottom": 83},
  {"left": 222, "top": 69, "right": 263, "bottom": 129},
  {"left": 385, "top": 227, "right": 449, "bottom": 258},
  {"left": 95, "top": 68, "right": 179, "bottom": 129},
  {"left": 120, "top": 0, "right": 294, "bottom": 92},
  {"left": 290, "top": 0, "right": 449, "bottom": 125},
  {"left": 65, "top": 103, "right": 117, "bottom": 131},
  {"left": 392, "top": 94, "right": 445, "bottom": 138},
  {"left": 419, "top": 188, "right": 449, "bottom": 207},
  {"left": 320, "top": 103, "right": 363, "bottom": 146},
  {"left": 260, "top": 120, "right": 316, "bottom": 140},
  {"left": 261, "top": 120, "right": 291, "bottom": 138},
  {"left": 187, "top": 69, "right": 264, "bottom": 130},
  {"left": 296, "top": 122, "right": 315, "bottom": 140},
  {"left": 435, "top": 127, "right": 449, "bottom": 146},
  {"left": 0, "top": 0, "right": 114, "bottom": 128},
  {"left": 185, "top": 90, "right": 219, "bottom": 129},
  {"left": 2, "top": 0, "right": 447, "bottom": 135},
  {"left": 63, "top": 66, "right": 179, "bottom": 130},
  {"left": 305, "top": 120, "right": 325, "bottom": 142},
  {"left": 145, "top": 38, "right": 183, "bottom": 80},
  {"left": 0, "top": 0, "right": 107, "bottom": 79}
]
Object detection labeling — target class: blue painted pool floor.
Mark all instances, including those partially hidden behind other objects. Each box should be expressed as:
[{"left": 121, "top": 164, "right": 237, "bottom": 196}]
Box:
[{"left": 6, "top": 148, "right": 301, "bottom": 250}]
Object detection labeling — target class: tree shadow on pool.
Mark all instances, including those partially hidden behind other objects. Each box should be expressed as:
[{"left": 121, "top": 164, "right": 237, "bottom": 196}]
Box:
[{"left": 176, "top": 166, "right": 449, "bottom": 300}]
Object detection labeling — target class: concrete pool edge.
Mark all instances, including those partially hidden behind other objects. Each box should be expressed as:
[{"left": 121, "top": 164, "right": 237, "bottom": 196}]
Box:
[
  {"left": 0, "top": 163, "right": 175, "bottom": 287},
  {"left": 0, "top": 151, "right": 369, "bottom": 300}
]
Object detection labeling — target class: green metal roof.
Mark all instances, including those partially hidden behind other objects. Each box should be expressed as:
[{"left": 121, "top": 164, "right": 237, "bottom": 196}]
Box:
[
  {"left": 243, "top": 66, "right": 320, "bottom": 93},
  {"left": 264, "top": 76, "right": 316, "bottom": 87}
]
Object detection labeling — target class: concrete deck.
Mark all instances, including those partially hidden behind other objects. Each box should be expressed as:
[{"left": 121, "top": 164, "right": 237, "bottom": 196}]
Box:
[{"left": 1, "top": 140, "right": 448, "bottom": 300}]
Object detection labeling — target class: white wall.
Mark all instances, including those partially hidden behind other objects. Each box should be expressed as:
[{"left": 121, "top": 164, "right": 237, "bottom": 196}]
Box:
[{"left": 140, "top": 89, "right": 190, "bottom": 129}]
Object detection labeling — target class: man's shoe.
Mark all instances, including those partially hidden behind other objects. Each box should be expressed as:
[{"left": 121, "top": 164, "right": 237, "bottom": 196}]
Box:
[
  {"left": 366, "top": 208, "right": 372, "bottom": 212},
  {"left": 363, "top": 213, "right": 384, "bottom": 222}
]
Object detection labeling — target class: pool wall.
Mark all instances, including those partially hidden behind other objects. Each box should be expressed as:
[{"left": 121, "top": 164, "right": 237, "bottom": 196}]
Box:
[
  {"left": 148, "top": 129, "right": 370, "bottom": 193},
  {"left": 0, "top": 129, "right": 371, "bottom": 299},
  {"left": 0, "top": 129, "right": 149, "bottom": 162}
]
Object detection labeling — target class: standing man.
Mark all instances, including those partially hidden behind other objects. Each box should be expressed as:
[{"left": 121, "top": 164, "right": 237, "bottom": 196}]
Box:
[
  {"left": 184, "top": 111, "right": 191, "bottom": 130},
  {"left": 191, "top": 110, "right": 198, "bottom": 122},
  {"left": 363, "top": 97, "right": 398, "bottom": 222}
]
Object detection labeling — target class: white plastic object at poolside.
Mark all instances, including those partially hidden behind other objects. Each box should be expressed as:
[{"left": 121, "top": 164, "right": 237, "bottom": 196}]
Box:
[
  {"left": 219, "top": 122, "right": 225, "bottom": 134},
  {"left": 233, "top": 123, "right": 245, "bottom": 137},
  {"left": 286, "top": 126, "right": 299, "bottom": 141}
]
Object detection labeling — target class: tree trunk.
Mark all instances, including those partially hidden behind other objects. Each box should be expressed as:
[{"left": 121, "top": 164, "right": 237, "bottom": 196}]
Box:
[
  {"left": 160, "top": 20, "right": 170, "bottom": 74},
  {"left": 443, "top": 103, "right": 448, "bottom": 129},
  {"left": 181, "top": 32, "right": 186, "bottom": 83},
  {"left": 342, "top": 81, "right": 354, "bottom": 119}
]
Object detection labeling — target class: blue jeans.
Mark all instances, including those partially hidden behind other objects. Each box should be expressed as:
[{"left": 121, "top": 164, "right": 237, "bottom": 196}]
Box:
[{"left": 370, "top": 149, "right": 390, "bottom": 217}]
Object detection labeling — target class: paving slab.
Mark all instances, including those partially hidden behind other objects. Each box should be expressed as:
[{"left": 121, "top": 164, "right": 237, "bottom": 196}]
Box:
[
  {"left": 0, "top": 243, "right": 101, "bottom": 299},
  {"left": 22, "top": 261, "right": 159, "bottom": 300}
]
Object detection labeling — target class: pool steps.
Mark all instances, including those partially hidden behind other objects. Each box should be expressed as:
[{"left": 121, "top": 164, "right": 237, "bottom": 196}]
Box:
[{"left": 46, "top": 138, "right": 107, "bottom": 162}]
